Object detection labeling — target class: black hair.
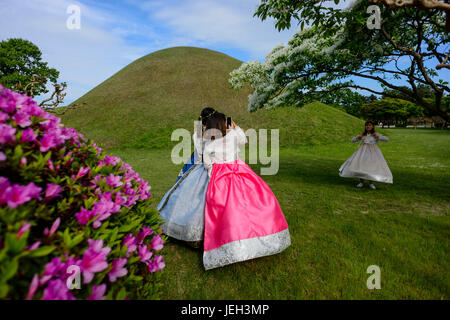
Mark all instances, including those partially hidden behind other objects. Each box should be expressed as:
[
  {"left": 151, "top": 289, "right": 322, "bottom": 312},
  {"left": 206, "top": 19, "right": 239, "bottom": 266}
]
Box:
[
  {"left": 204, "top": 112, "right": 227, "bottom": 140},
  {"left": 199, "top": 107, "right": 216, "bottom": 126},
  {"left": 363, "top": 120, "right": 376, "bottom": 135}
]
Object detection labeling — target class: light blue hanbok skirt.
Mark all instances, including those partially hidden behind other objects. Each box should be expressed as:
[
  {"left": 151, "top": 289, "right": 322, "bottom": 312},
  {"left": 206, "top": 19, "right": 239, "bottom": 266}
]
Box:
[{"left": 157, "top": 151, "right": 209, "bottom": 241}]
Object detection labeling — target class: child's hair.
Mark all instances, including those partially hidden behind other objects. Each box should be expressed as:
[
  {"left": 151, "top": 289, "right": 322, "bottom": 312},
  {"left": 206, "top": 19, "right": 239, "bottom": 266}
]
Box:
[
  {"left": 363, "top": 120, "right": 376, "bottom": 135},
  {"left": 204, "top": 112, "right": 227, "bottom": 140},
  {"left": 199, "top": 107, "right": 216, "bottom": 126}
]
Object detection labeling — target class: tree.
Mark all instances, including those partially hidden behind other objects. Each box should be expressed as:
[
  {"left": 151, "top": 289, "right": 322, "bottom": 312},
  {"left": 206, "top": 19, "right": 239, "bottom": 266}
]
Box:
[
  {"left": 320, "top": 89, "right": 376, "bottom": 117},
  {"left": 230, "top": 1, "right": 449, "bottom": 125},
  {"left": 361, "top": 97, "right": 425, "bottom": 126},
  {"left": 254, "top": 0, "right": 450, "bottom": 32},
  {"left": 0, "top": 38, "right": 59, "bottom": 97}
]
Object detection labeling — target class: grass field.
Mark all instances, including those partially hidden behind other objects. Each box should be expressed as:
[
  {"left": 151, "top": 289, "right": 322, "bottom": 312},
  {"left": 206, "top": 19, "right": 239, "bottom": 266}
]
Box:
[
  {"left": 59, "top": 46, "right": 449, "bottom": 299},
  {"left": 107, "top": 128, "right": 450, "bottom": 300}
]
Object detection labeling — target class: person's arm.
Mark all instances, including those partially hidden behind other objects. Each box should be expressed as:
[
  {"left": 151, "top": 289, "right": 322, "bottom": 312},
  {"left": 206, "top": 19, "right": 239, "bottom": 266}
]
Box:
[
  {"left": 374, "top": 133, "right": 389, "bottom": 142},
  {"left": 352, "top": 133, "right": 363, "bottom": 143},
  {"left": 227, "top": 120, "right": 247, "bottom": 146}
]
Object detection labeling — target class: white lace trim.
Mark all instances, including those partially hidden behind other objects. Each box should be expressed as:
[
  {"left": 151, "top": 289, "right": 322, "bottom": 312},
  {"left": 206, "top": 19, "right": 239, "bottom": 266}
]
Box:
[{"left": 203, "top": 228, "right": 291, "bottom": 270}]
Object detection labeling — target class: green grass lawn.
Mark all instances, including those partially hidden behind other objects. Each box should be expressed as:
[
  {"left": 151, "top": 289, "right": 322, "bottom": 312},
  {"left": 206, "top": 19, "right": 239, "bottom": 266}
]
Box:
[{"left": 107, "top": 128, "right": 449, "bottom": 299}]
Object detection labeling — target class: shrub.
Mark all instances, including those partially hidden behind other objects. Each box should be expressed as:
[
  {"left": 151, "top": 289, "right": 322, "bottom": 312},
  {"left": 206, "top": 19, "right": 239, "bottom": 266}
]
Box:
[{"left": 0, "top": 86, "right": 165, "bottom": 300}]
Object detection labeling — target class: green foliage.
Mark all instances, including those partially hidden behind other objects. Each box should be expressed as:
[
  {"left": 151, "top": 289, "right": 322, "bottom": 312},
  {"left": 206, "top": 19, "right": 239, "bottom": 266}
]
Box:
[
  {"left": 321, "top": 89, "right": 377, "bottom": 118},
  {"left": 361, "top": 97, "right": 425, "bottom": 126},
  {"left": 254, "top": 0, "right": 345, "bottom": 32},
  {"left": 0, "top": 38, "right": 59, "bottom": 96}
]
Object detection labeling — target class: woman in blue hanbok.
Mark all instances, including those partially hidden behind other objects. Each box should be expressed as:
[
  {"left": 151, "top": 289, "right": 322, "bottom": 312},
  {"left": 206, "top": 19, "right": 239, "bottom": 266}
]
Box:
[{"left": 157, "top": 108, "right": 216, "bottom": 244}]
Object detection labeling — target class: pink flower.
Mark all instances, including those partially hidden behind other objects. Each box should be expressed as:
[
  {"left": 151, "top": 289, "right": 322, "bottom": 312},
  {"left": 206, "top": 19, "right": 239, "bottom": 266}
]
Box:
[
  {"left": 147, "top": 255, "right": 165, "bottom": 274},
  {"left": 46, "top": 159, "right": 55, "bottom": 171},
  {"left": 39, "top": 132, "right": 58, "bottom": 152},
  {"left": 108, "top": 258, "right": 128, "bottom": 282},
  {"left": 151, "top": 234, "right": 164, "bottom": 251},
  {"left": 26, "top": 241, "right": 41, "bottom": 251},
  {"left": 0, "top": 177, "right": 10, "bottom": 205},
  {"left": 20, "top": 157, "right": 27, "bottom": 166},
  {"left": 113, "top": 192, "right": 127, "bottom": 211},
  {"left": 87, "top": 284, "right": 107, "bottom": 300},
  {"left": 0, "top": 112, "right": 9, "bottom": 123},
  {"left": 24, "top": 182, "right": 42, "bottom": 200},
  {"left": 26, "top": 274, "right": 40, "bottom": 300},
  {"left": 20, "top": 128, "right": 37, "bottom": 143},
  {"left": 122, "top": 234, "right": 137, "bottom": 254},
  {"left": 13, "top": 111, "right": 32, "bottom": 128},
  {"left": 99, "top": 155, "right": 120, "bottom": 167},
  {"left": 4, "top": 183, "right": 41, "bottom": 208},
  {"left": 40, "top": 257, "right": 69, "bottom": 285},
  {"left": 80, "top": 239, "right": 111, "bottom": 284},
  {"left": 0, "top": 151, "right": 5, "bottom": 161},
  {"left": 17, "top": 222, "right": 31, "bottom": 238},
  {"left": 136, "top": 227, "right": 154, "bottom": 245},
  {"left": 91, "top": 197, "right": 115, "bottom": 229},
  {"left": 41, "top": 279, "right": 75, "bottom": 300},
  {"left": 138, "top": 245, "right": 153, "bottom": 262},
  {"left": 44, "top": 217, "right": 60, "bottom": 237},
  {"left": 0, "top": 124, "right": 16, "bottom": 144},
  {"left": 0, "top": 96, "right": 16, "bottom": 113},
  {"left": 105, "top": 174, "right": 123, "bottom": 188},
  {"left": 45, "top": 183, "right": 62, "bottom": 200},
  {"left": 76, "top": 167, "right": 90, "bottom": 179},
  {"left": 75, "top": 207, "right": 92, "bottom": 225}
]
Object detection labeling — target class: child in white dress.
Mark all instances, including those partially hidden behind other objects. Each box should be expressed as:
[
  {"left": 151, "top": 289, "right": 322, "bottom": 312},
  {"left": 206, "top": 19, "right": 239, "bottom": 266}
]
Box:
[{"left": 339, "top": 121, "right": 393, "bottom": 189}]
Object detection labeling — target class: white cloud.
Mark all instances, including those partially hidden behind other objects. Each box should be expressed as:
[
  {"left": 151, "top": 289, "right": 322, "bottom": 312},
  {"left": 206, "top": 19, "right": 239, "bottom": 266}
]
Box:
[
  {"left": 0, "top": 0, "right": 151, "bottom": 104},
  {"left": 0, "top": 0, "right": 298, "bottom": 104},
  {"left": 131, "top": 0, "right": 295, "bottom": 59}
]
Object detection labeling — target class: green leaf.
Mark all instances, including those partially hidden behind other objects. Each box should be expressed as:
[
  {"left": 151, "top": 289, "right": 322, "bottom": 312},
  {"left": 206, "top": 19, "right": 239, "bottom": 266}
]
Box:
[
  {"left": 120, "top": 244, "right": 128, "bottom": 257},
  {"left": 5, "top": 233, "right": 27, "bottom": 254},
  {"left": 63, "top": 228, "right": 71, "bottom": 247},
  {"left": 68, "top": 233, "right": 84, "bottom": 249},
  {"left": 129, "top": 275, "right": 143, "bottom": 282},
  {"left": 1, "top": 259, "right": 18, "bottom": 283},
  {"left": 28, "top": 246, "right": 56, "bottom": 257},
  {"left": 0, "top": 284, "right": 9, "bottom": 299},
  {"left": 116, "top": 287, "right": 127, "bottom": 300},
  {"left": 0, "top": 248, "right": 7, "bottom": 261},
  {"left": 13, "top": 145, "right": 23, "bottom": 159}
]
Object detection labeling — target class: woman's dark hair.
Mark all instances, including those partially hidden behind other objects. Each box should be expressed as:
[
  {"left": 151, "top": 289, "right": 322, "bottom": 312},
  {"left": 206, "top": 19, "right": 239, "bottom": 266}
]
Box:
[
  {"left": 204, "top": 112, "right": 226, "bottom": 140},
  {"left": 199, "top": 107, "right": 216, "bottom": 126},
  {"left": 363, "top": 120, "right": 376, "bottom": 135}
]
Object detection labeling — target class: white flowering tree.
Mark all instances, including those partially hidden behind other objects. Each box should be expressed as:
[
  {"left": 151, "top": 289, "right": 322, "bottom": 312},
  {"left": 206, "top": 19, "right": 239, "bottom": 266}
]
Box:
[{"left": 231, "top": 0, "right": 449, "bottom": 125}]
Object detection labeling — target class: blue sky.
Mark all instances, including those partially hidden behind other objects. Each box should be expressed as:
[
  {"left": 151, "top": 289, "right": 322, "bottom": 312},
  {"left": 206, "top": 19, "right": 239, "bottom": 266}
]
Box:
[
  {"left": 0, "top": 0, "right": 297, "bottom": 104},
  {"left": 0, "top": 0, "right": 448, "bottom": 106}
]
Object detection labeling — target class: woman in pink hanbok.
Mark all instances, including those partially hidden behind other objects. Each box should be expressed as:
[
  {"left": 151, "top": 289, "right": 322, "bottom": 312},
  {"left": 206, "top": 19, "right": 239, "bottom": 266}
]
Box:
[{"left": 201, "top": 112, "right": 290, "bottom": 270}]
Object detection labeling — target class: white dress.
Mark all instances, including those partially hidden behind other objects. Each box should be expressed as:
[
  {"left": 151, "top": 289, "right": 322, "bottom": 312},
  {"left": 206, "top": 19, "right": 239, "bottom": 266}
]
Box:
[
  {"left": 202, "top": 126, "right": 247, "bottom": 177},
  {"left": 339, "top": 133, "right": 393, "bottom": 184}
]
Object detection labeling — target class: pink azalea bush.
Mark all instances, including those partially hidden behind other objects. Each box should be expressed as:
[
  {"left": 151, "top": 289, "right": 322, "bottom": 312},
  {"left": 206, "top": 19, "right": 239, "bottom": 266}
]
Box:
[{"left": 0, "top": 86, "right": 165, "bottom": 300}]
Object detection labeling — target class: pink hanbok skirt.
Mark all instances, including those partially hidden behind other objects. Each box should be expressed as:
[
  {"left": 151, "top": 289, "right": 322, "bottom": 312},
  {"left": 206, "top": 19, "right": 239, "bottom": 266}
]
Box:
[{"left": 203, "top": 159, "right": 291, "bottom": 270}]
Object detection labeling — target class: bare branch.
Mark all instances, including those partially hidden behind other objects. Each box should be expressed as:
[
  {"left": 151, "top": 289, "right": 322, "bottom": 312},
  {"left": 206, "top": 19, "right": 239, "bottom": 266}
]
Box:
[
  {"left": 371, "top": 0, "right": 450, "bottom": 11},
  {"left": 436, "top": 51, "right": 450, "bottom": 69}
]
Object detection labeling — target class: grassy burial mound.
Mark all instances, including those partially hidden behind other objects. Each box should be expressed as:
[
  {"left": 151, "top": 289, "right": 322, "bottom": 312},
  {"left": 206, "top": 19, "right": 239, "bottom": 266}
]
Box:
[{"left": 61, "top": 46, "right": 364, "bottom": 149}]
